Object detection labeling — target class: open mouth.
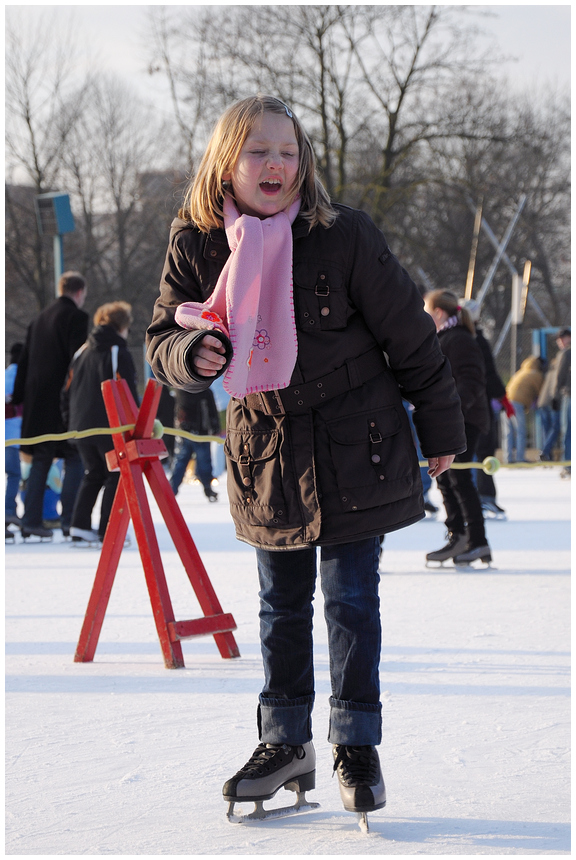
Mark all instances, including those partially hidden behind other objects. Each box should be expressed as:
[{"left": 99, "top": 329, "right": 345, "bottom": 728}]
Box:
[{"left": 259, "top": 180, "right": 283, "bottom": 194}]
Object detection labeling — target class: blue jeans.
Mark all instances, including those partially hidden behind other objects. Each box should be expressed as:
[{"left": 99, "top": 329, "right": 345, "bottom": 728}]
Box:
[
  {"left": 561, "top": 396, "right": 571, "bottom": 461},
  {"left": 539, "top": 407, "right": 561, "bottom": 459},
  {"left": 22, "top": 442, "right": 83, "bottom": 529},
  {"left": 403, "top": 401, "right": 431, "bottom": 494},
  {"left": 256, "top": 537, "right": 382, "bottom": 747},
  {"left": 5, "top": 445, "right": 21, "bottom": 518},
  {"left": 507, "top": 401, "right": 527, "bottom": 462},
  {"left": 170, "top": 437, "right": 214, "bottom": 495}
]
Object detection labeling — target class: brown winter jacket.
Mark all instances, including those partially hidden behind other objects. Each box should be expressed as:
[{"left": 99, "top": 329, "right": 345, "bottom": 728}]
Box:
[
  {"left": 506, "top": 356, "right": 545, "bottom": 409},
  {"left": 146, "top": 204, "right": 466, "bottom": 549}
]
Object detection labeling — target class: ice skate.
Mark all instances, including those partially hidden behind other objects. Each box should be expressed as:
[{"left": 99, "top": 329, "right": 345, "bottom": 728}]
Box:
[
  {"left": 21, "top": 525, "right": 53, "bottom": 542},
  {"left": 5, "top": 527, "right": 16, "bottom": 543},
  {"left": 5, "top": 514, "right": 22, "bottom": 528},
  {"left": 223, "top": 742, "right": 319, "bottom": 822},
  {"left": 480, "top": 496, "right": 507, "bottom": 520},
  {"left": 425, "top": 531, "right": 467, "bottom": 567},
  {"left": 70, "top": 527, "right": 102, "bottom": 548},
  {"left": 453, "top": 542, "right": 493, "bottom": 569},
  {"left": 423, "top": 497, "right": 438, "bottom": 519},
  {"left": 332, "top": 745, "right": 386, "bottom": 833}
]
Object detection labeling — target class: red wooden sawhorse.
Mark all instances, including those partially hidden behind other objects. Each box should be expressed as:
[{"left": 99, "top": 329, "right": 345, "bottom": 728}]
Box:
[{"left": 74, "top": 377, "right": 240, "bottom": 668}]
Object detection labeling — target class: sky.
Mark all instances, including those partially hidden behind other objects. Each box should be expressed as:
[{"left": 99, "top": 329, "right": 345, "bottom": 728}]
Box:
[{"left": 6, "top": 4, "right": 572, "bottom": 110}]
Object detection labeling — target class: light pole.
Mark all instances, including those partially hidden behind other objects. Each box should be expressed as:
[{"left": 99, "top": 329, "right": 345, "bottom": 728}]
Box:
[{"left": 34, "top": 192, "right": 75, "bottom": 297}]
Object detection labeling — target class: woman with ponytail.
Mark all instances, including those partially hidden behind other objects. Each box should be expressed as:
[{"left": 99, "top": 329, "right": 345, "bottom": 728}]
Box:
[{"left": 423, "top": 290, "right": 492, "bottom": 566}]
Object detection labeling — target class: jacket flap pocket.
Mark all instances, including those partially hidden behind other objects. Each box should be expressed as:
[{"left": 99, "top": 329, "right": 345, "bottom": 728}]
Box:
[
  {"left": 225, "top": 430, "right": 279, "bottom": 463},
  {"left": 326, "top": 406, "right": 400, "bottom": 445},
  {"left": 293, "top": 263, "right": 344, "bottom": 291}
]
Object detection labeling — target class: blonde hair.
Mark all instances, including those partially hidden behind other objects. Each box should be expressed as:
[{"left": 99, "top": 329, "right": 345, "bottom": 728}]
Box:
[
  {"left": 94, "top": 301, "right": 133, "bottom": 333},
  {"left": 425, "top": 290, "right": 476, "bottom": 336},
  {"left": 180, "top": 95, "right": 337, "bottom": 233}
]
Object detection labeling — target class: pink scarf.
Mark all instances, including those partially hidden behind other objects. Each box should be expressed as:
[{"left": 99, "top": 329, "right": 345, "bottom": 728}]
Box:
[{"left": 175, "top": 196, "right": 300, "bottom": 399}]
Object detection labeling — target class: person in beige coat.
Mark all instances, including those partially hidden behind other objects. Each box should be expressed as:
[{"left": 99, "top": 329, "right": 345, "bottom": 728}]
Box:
[{"left": 506, "top": 356, "right": 545, "bottom": 462}]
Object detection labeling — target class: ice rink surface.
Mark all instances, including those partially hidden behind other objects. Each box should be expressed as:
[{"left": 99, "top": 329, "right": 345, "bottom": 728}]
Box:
[{"left": 5, "top": 466, "right": 570, "bottom": 855}]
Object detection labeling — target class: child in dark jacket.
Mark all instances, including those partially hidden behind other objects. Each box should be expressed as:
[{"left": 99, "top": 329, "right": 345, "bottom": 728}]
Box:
[
  {"left": 424, "top": 290, "right": 491, "bottom": 566},
  {"left": 145, "top": 95, "right": 466, "bottom": 824},
  {"left": 61, "top": 302, "right": 138, "bottom": 544}
]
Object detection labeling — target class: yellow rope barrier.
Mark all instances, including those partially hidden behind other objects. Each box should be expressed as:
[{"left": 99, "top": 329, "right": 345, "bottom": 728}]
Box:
[{"left": 4, "top": 427, "right": 569, "bottom": 474}]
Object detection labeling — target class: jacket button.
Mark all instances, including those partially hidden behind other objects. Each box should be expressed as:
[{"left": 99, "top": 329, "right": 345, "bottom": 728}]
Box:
[
  {"left": 321, "top": 307, "right": 330, "bottom": 316},
  {"left": 371, "top": 454, "right": 381, "bottom": 463},
  {"left": 242, "top": 477, "right": 251, "bottom": 486}
]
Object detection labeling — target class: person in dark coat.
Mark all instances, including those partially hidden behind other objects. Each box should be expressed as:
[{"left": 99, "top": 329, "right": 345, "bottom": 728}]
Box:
[
  {"left": 424, "top": 290, "right": 491, "bottom": 566},
  {"left": 170, "top": 388, "right": 220, "bottom": 501},
  {"left": 12, "top": 272, "right": 89, "bottom": 539},
  {"left": 460, "top": 298, "right": 514, "bottom": 518},
  {"left": 61, "top": 302, "right": 138, "bottom": 544},
  {"left": 145, "top": 96, "right": 466, "bottom": 816}
]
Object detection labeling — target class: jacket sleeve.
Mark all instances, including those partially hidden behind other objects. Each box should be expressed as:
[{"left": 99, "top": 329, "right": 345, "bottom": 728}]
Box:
[
  {"left": 445, "top": 335, "right": 487, "bottom": 417},
  {"left": 346, "top": 210, "right": 466, "bottom": 458},
  {"left": 554, "top": 349, "right": 571, "bottom": 398},
  {"left": 477, "top": 331, "right": 506, "bottom": 400},
  {"left": 145, "top": 228, "right": 232, "bottom": 392},
  {"left": 11, "top": 329, "right": 31, "bottom": 406},
  {"left": 68, "top": 309, "right": 89, "bottom": 361},
  {"left": 118, "top": 347, "right": 140, "bottom": 407}
]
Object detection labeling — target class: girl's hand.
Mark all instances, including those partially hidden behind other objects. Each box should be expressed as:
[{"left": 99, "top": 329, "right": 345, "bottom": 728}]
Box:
[
  {"left": 191, "top": 334, "right": 227, "bottom": 377},
  {"left": 427, "top": 455, "right": 455, "bottom": 477}
]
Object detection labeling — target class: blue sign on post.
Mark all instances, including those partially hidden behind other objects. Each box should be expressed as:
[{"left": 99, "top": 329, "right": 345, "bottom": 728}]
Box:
[{"left": 35, "top": 192, "right": 75, "bottom": 297}]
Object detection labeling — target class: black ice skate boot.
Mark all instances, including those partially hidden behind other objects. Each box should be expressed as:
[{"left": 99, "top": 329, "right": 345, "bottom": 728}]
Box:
[
  {"left": 425, "top": 531, "right": 467, "bottom": 567},
  {"left": 223, "top": 742, "right": 319, "bottom": 822},
  {"left": 454, "top": 541, "right": 492, "bottom": 568},
  {"left": 332, "top": 745, "right": 386, "bottom": 832}
]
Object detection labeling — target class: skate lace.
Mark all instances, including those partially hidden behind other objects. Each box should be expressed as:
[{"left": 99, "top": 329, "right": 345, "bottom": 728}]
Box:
[
  {"left": 237, "top": 743, "right": 298, "bottom": 778},
  {"left": 333, "top": 745, "right": 378, "bottom": 784}
]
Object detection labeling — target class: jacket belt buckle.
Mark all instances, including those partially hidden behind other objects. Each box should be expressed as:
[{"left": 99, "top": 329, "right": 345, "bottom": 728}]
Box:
[{"left": 261, "top": 390, "right": 285, "bottom": 416}]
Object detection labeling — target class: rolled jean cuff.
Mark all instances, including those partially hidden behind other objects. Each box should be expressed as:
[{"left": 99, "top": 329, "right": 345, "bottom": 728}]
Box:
[
  {"left": 258, "top": 694, "right": 314, "bottom": 745},
  {"left": 328, "top": 696, "right": 382, "bottom": 746}
]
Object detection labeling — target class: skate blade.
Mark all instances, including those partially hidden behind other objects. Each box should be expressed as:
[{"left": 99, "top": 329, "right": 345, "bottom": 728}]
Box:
[
  {"left": 425, "top": 559, "right": 451, "bottom": 568},
  {"left": 226, "top": 791, "right": 320, "bottom": 823},
  {"left": 482, "top": 511, "right": 507, "bottom": 521},
  {"left": 454, "top": 560, "right": 495, "bottom": 570},
  {"left": 358, "top": 812, "right": 370, "bottom": 834}
]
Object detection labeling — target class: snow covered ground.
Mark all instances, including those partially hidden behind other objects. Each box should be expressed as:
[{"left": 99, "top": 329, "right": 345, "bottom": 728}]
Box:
[{"left": 5, "top": 465, "right": 571, "bottom": 855}]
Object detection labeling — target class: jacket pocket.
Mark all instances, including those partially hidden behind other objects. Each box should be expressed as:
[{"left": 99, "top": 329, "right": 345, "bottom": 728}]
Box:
[
  {"left": 294, "top": 263, "right": 350, "bottom": 332},
  {"left": 225, "top": 428, "right": 294, "bottom": 527},
  {"left": 325, "top": 406, "right": 415, "bottom": 512}
]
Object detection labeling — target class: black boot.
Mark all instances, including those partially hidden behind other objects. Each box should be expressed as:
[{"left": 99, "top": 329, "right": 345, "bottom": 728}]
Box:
[
  {"left": 332, "top": 745, "right": 386, "bottom": 813},
  {"left": 425, "top": 531, "right": 467, "bottom": 564},
  {"left": 223, "top": 742, "right": 316, "bottom": 805},
  {"left": 454, "top": 541, "right": 492, "bottom": 566}
]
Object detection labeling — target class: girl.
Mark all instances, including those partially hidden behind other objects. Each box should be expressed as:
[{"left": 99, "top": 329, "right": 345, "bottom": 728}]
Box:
[
  {"left": 423, "top": 290, "right": 492, "bottom": 566},
  {"left": 62, "top": 301, "right": 138, "bottom": 545},
  {"left": 146, "top": 96, "right": 465, "bottom": 821}
]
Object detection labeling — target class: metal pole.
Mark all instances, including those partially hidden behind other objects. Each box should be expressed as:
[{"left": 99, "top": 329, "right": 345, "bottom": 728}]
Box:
[
  {"left": 53, "top": 234, "right": 64, "bottom": 297},
  {"left": 475, "top": 194, "right": 526, "bottom": 307}
]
